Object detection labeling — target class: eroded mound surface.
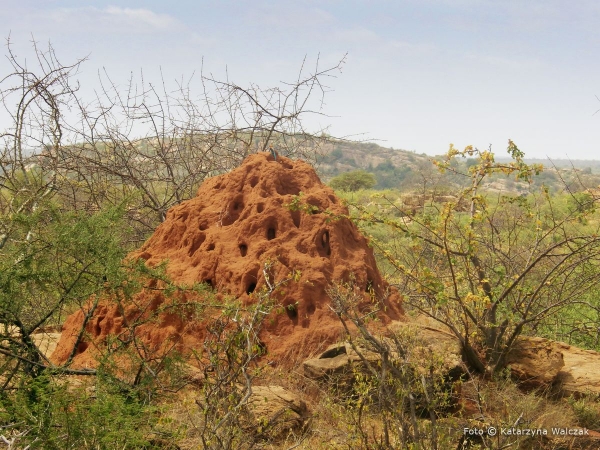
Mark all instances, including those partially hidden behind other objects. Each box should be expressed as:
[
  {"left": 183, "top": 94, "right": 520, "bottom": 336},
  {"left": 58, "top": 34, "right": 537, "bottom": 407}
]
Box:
[{"left": 52, "top": 152, "right": 402, "bottom": 367}]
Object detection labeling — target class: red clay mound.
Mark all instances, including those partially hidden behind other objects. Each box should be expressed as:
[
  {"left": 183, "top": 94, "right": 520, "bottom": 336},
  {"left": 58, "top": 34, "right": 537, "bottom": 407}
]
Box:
[{"left": 51, "top": 152, "right": 403, "bottom": 368}]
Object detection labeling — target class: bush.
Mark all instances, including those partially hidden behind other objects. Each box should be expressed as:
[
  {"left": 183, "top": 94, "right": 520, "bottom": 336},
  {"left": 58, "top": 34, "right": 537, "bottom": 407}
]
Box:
[
  {"left": 349, "top": 142, "right": 600, "bottom": 376},
  {"left": 330, "top": 170, "right": 377, "bottom": 192}
]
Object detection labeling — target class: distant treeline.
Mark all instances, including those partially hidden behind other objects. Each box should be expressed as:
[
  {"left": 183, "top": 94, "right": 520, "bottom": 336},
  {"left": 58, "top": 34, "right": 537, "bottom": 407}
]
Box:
[
  {"left": 496, "top": 157, "right": 600, "bottom": 173},
  {"left": 318, "top": 141, "right": 600, "bottom": 193}
]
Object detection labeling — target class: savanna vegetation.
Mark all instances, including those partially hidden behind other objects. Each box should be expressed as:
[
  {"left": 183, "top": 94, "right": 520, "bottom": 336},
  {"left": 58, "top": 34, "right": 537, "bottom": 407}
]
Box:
[
  {"left": 2, "top": 39, "right": 600, "bottom": 449},
  {"left": 0, "top": 39, "right": 342, "bottom": 448},
  {"left": 336, "top": 144, "right": 600, "bottom": 360},
  {"left": 317, "top": 143, "right": 600, "bottom": 449}
]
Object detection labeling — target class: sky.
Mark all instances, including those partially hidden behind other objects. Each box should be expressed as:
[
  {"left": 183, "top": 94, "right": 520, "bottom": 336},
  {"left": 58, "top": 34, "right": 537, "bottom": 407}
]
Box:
[{"left": 2, "top": 0, "right": 600, "bottom": 159}]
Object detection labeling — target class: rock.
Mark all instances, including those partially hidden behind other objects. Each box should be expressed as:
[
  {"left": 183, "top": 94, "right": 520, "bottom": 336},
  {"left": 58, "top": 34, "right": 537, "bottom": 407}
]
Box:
[
  {"left": 388, "top": 318, "right": 465, "bottom": 379},
  {"left": 507, "top": 336, "right": 600, "bottom": 397},
  {"left": 51, "top": 152, "right": 403, "bottom": 369},
  {"left": 303, "top": 342, "right": 382, "bottom": 395},
  {"left": 553, "top": 341, "right": 600, "bottom": 397},
  {"left": 303, "top": 353, "right": 349, "bottom": 380},
  {"left": 305, "top": 319, "right": 600, "bottom": 400},
  {"left": 303, "top": 342, "right": 372, "bottom": 380},
  {"left": 304, "top": 318, "right": 466, "bottom": 383},
  {"left": 506, "top": 337, "right": 565, "bottom": 389},
  {"left": 31, "top": 330, "right": 62, "bottom": 360},
  {"left": 247, "top": 385, "right": 309, "bottom": 439}
]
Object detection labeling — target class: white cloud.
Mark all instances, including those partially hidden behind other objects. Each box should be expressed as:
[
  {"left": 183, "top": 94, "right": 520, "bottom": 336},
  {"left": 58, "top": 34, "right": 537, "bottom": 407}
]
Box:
[
  {"left": 389, "top": 39, "right": 436, "bottom": 53},
  {"left": 45, "top": 6, "right": 181, "bottom": 34},
  {"left": 465, "top": 52, "right": 543, "bottom": 71},
  {"left": 103, "top": 6, "right": 179, "bottom": 30},
  {"left": 330, "top": 25, "right": 436, "bottom": 58},
  {"left": 244, "top": 4, "right": 334, "bottom": 29},
  {"left": 331, "top": 26, "right": 380, "bottom": 44}
]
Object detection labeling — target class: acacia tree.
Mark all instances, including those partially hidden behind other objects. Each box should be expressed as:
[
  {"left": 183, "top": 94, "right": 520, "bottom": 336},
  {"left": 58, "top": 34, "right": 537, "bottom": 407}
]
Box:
[
  {"left": 329, "top": 169, "right": 377, "bottom": 192},
  {"left": 1, "top": 38, "right": 346, "bottom": 243},
  {"left": 355, "top": 142, "right": 600, "bottom": 375}
]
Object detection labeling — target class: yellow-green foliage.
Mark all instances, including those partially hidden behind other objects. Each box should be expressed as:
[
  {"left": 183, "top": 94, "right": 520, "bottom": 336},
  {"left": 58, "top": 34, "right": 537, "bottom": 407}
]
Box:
[{"left": 331, "top": 141, "right": 600, "bottom": 374}]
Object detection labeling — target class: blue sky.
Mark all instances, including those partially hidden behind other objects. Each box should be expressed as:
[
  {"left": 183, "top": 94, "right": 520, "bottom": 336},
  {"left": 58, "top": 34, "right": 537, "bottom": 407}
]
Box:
[{"left": 3, "top": 0, "right": 600, "bottom": 159}]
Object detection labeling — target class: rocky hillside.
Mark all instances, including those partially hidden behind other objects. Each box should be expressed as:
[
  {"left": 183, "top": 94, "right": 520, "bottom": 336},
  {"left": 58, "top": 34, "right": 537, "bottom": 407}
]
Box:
[
  {"left": 317, "top": 141, "right": 428, "bottom": 173},
  {"left": 316, "top": 140, "right": 600, "bottom": 193}
]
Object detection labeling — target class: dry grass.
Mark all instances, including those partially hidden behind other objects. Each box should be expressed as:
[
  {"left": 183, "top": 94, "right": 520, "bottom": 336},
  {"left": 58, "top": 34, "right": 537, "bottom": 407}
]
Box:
[{"left": 9, "top": 327, "right": 600, "bottom": 449}]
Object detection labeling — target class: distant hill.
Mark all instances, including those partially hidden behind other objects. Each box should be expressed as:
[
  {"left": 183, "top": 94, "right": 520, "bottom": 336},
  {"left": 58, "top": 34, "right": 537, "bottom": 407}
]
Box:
[
  {"left": 316, "top": 140, "right": 429, "bottom": 171},
  {"left": 315, "top": 140, "right": 433, "bottom": 189},
  {"left": 496, "top": 157, "right": 600, "bottom": 173},
  {"left": 315, "top": 139, "right": 600, "bottom": 193}
]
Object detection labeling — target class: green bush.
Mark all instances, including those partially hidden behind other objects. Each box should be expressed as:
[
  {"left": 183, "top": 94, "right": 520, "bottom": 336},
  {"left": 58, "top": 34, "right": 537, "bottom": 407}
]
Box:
[{"left": 330, "top": 170, "right": 377, "bottom": 192}]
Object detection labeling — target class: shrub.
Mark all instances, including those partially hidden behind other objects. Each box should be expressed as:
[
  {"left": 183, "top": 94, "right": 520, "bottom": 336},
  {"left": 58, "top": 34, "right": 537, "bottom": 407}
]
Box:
[{"left": 330, "top": 170, "right": 377, "bottom": 192}]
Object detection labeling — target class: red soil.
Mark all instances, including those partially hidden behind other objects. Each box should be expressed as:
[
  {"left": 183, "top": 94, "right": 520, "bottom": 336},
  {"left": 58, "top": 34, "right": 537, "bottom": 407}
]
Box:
[{"left": 51, "top": 152, "right": 403, "bottom": 368}]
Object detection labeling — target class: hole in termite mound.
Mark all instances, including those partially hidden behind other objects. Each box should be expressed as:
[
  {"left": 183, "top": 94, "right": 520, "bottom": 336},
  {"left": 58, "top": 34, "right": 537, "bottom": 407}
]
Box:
[
  {"left": 239, "top": 244, "right": 248, "bottom": 257},
  {"left": 317, "top": 229, "right": 331, "bottom": 257},
  {"left": 285, "top": 303, "right": 298, "bottom": 320},
  {"left": 276, "top": 182, "right": 300, "bottom": 196},
  {"left": 291, "top": 210, "right": 301, "bottom": 228},
  {"left": 243, "top": 267, "right": 259, "bottom": 296},
  {"left": 222, "top": 196, "right": 244, "bottom": 226},
  {"left": 77, "top": 342, "right": 89, "bottom": 353},
  {"left": 188, "top": 234, "right": 206, "bottom": 256}
]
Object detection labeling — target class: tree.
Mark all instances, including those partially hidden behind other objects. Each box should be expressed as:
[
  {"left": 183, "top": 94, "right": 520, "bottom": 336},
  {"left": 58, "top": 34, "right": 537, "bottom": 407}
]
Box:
[
  {"left": 0, "top": 38, "right": 344, "bottom": 447},
  {"left": 1, "top": 39, "right": 346, "bottom": 244},
  {"left": 354, "top": 142, "right": 600, "bottom": 376},
  {"left": 330, "top": 170, "right": 377, "bottom": 192}
]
